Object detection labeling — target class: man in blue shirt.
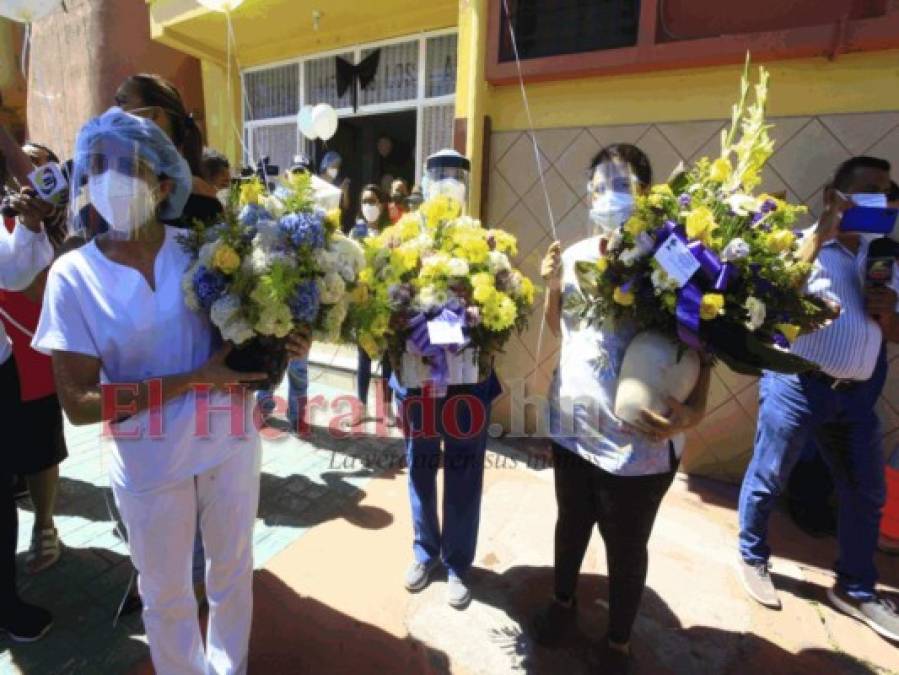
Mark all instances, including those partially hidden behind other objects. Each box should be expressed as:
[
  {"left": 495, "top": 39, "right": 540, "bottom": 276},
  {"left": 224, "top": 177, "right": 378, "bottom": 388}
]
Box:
[{"left": 737, "top": 156, "right": 899, "bottom": 642}]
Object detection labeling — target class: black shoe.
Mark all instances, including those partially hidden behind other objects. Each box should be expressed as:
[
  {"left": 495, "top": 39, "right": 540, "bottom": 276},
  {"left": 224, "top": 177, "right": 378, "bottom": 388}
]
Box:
[
  {"left": 586, "top": 640, "right": 632, "bottom": 675},
  {"left": 0, "top": 600, "right": 53, "bottom": 642},
  {"left": 530, "top": 596, "right": 577, "bottom": 646}
]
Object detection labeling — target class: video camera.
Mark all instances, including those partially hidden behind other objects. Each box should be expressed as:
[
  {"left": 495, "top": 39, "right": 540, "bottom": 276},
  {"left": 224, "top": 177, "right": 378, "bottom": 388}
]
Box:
[{"left": 232, "top": 156, "right": 280, "bottom": 192}]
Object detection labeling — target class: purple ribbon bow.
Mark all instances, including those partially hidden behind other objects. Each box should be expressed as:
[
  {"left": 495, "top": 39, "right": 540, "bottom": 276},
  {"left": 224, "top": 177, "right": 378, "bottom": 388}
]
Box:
[
  {"left": 653, "top": 221, "right": 738, "bottom": 350},
  {"left": 406, "top": 304, "right": 469, "bottom": 395}
]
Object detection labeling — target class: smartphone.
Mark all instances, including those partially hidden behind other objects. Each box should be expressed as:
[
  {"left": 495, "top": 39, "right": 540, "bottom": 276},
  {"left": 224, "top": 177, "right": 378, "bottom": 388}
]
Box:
[{"left": 839, "top": 206, "right": 899, "bottom": 234}]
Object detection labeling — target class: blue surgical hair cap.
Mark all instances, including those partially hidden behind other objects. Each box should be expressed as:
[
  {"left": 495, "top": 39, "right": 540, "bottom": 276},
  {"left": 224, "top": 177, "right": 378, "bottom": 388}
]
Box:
[
  {"left": 320, "top": 151, "right": 342, "bottom": 174},
  {"left": 70, "top": 107, "right": 192, "bottom": 222}
]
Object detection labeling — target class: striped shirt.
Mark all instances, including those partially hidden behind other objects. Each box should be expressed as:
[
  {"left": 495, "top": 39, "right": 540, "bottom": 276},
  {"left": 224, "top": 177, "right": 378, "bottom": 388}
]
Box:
[{"left": 792, "top": 233, "right": 899, "bottom": 381}]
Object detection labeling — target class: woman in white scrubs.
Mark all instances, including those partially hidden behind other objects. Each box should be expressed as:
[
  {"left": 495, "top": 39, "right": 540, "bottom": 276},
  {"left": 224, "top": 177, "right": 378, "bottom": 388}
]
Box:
[{"left": 32, "top": 108, "right": 311, "bottom": 674}]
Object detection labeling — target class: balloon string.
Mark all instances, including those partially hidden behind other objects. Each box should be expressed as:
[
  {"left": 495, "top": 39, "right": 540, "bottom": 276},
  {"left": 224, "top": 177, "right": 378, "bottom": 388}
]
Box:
[
  {"left": 20, "top": 22, "right": 29, "bottom": 78},
  {"left": 500, "top": 0, "right": 558, "bottom": 404},
  {"left": 224, "top": 10, "right": 252, "bottom": 164}
]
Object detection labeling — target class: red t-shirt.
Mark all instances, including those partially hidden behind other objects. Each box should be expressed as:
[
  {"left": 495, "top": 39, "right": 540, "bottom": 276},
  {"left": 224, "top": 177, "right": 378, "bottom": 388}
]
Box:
[{"left": 0, "top": 215, "right": 56, "bottom": 401}]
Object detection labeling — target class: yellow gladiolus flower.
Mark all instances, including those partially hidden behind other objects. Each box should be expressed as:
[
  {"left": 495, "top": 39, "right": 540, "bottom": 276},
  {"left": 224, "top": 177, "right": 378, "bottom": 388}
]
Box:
[
  {"left": 776, "top": 323, "right": 801, "bottom": 343},
  {"left": 421, "top": 195, "right": 461, "bottom": 229},
  {"left": 686, "top": 206, "right": 718, "bottom": 243},
  {"left": 212, "top": 245, "right": 240, "bottom": 275},
  {"left": 596, "top": 257, "right": 609, "bottom": 273},
  {"left": 359, "top": 268, "right": 374, "bottom": 285},
  {"left": 700, "top": 293, "right": 725, "bottom": 321},
  {"left": 239, "top": 179, "right": 264, "bottom": 206},
  {"left": 765, "top": 229, "right": 795, "bottom": 253},
  {"left": 488, "top": 229, "right": 518, "bottom": 257},
  {"left": 709, "top": 157, "right": 733, "bottom": 183},
  {"left": 613, "top": 286, "right": 635, "bottom": 307},
  {"left": 651, "top": 184, "right": 674, "bottom": 196}
]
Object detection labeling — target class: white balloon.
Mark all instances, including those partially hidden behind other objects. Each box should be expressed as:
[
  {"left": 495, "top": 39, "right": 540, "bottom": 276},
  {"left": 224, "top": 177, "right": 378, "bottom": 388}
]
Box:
[
  {"left": 297, "top": 105, "right": 317, "bottom": 141},
  {"left": 311, "top": 104, "right": 338, "bottom": 141},
  {"left": 0, "top": 0, "right": 61, "bottom": 23},
  {"left": 196, "top": 0, "right": 246, "bottom": 12}
]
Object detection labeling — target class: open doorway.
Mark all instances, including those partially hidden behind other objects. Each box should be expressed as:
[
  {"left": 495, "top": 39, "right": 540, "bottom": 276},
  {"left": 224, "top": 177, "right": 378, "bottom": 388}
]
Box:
[{"left": 312, "top": 109, "right": 417, "bottom": 230}]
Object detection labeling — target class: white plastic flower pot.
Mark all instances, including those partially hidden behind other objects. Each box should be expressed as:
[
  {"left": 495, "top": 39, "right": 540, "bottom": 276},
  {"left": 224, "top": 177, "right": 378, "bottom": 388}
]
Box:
[
  {"left": 614, "top": 331, "right": 700, "bottom": 427},
  {"left": 400, "top": 349, "right": 479, "bottom": 389}
]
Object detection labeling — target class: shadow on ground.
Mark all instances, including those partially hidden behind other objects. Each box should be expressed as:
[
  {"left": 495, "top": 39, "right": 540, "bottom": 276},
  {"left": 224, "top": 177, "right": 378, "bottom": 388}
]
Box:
[
  {"left": 5, "top": 546, "right": 148, "bottom": 674},
  {"left": 466, "top": 565, "right": 879, "bottom": 675}
]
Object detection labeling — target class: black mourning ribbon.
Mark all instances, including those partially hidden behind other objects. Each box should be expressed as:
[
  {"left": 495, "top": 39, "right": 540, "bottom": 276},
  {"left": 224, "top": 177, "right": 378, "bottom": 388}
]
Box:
[{"left": 336, "top": 49, "right": 381, "bottom": 112}]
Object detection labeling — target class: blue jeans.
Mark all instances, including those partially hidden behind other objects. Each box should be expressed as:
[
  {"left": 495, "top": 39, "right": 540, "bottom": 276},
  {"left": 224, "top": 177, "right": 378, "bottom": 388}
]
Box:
[
  {"left": 256, "top": 358, "right": 309, "bottom": 426},
  {"left": 738, "top": 348, "right": 888, "bottom": 599},
  {"left": 392, "top": 372, "right": 502, "bottom": 578},
  {"left": 357, "top": 347, "right": 392, "bottom": 406}
]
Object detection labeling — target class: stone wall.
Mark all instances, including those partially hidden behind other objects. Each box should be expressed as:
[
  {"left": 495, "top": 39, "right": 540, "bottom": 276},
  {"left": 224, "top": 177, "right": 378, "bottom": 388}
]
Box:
[{"left": 486, "top": 112, "right": 899, "bottom": 482}]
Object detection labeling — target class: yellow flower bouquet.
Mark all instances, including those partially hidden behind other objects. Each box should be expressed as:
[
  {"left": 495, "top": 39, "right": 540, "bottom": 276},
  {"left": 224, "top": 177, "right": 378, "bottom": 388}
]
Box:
[
  {"left": 347, "top": 196, "right": 535, "bottom": 389},
  {"left": 568, "top": 58, "right": 836, "bottom": 376}
]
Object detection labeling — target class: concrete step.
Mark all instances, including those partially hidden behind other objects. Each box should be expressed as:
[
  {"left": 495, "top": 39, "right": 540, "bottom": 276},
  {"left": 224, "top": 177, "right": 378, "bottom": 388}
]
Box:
[{"left": 307, "top": 342, "right": 386, "bottom": 396}]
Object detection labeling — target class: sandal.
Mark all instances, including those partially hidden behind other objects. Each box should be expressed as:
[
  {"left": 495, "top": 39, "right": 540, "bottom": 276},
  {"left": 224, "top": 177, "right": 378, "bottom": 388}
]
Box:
[{"left": 26, "top": 528, "right": 61, "bottom": 574}]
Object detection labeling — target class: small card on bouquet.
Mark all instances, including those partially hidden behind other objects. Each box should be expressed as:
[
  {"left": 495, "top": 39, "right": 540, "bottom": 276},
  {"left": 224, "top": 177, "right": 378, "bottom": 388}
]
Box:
[
  {"left": 653, "top": 235, "right": 700, "bottom": 288},
  {"left": 427, "top": 316, "right": 466, "bottom": 346}
]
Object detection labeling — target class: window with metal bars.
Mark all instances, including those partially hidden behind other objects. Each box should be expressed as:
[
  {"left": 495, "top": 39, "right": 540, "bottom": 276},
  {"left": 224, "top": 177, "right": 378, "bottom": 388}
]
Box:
[{"left": 499, "top": 0, "right": 640, "bottom": 62}]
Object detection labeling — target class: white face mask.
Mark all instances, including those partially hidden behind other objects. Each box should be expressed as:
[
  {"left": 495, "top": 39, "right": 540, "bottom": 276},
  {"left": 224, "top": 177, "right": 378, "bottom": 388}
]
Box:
[
  {"left": 326, "top": 166, "right": 339, "bottom": 180},
  {"left": 89, "top": 172, "right": 156, "bottom": 235},
  {"left": 362, "top": 203, "right": 381, "bottom": 224},
  {"left": 589, "top": 191, "right": 635, "bottom": 233}
]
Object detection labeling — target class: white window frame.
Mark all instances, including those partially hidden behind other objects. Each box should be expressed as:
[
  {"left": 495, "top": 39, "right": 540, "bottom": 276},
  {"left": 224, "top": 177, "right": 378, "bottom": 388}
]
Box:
[{"left": 241, "top": 27, "right": 457, "bottom": 184}]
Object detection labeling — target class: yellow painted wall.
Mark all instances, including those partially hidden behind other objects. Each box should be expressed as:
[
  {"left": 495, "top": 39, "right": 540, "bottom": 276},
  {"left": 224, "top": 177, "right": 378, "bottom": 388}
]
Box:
[
  {"left": 201, "top": 59, "right": 243, "bottom": 165},
  {"left": 483, "top": 50, "right": 899, "bottom": 132}
]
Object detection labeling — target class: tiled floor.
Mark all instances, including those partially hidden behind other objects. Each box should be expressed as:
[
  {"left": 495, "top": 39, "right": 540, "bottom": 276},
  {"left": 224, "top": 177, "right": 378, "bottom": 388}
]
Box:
[{"left": 2, "top": 377, "right": 405, "bottom": 675}]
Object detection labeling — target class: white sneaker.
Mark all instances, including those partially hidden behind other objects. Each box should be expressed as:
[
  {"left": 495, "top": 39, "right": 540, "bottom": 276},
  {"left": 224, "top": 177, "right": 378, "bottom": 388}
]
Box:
[{"left": 447, "top": 574, "right": 471, "bottom": 609}]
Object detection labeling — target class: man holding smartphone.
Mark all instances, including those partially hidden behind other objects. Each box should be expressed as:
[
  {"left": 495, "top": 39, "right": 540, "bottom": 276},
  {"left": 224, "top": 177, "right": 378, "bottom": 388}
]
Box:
[{"left": 736, "top": 156, "right": 899, "bottom": 643}]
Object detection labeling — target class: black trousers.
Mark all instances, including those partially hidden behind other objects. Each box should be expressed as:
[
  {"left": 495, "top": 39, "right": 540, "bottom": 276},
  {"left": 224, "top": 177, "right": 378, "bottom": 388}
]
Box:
[
  {"left": 551, "top": 443, "right": 676, "bottom": 644},
  {"left": 1, "top": 469, "right": 17, "bottom": 612}
]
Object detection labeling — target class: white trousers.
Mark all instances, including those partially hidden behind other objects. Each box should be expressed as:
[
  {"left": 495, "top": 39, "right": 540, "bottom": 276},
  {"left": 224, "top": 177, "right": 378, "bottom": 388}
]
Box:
[{"left": 113, "top": 444, "right": 261, "bottom": 675}]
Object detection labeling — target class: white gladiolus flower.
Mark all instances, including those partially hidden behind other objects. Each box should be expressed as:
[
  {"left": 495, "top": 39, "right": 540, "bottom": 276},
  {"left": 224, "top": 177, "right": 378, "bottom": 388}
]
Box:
[
  {"left": 487, "top": 251, "right": 512, "bottom": 274},
  {"left": 447, "top": 257, "right": 470, "bottom": 277},
  {"left": 210, "top": 294, "right": 241, "bottom": 330},
  {"left": 619, "top": 246, "right": 642, "bottom": 267},
  {"left": 317, "top": 271, "right": 346, "bottom": 305},
  {"left": 744, "top": 296, "right": 766, "bottom": 331},
  {"left": 726, "top": 193, "right": 758, "bottom": 216},
  {"left": 721, "top": 237, "right": 751, "bottom": 262}
]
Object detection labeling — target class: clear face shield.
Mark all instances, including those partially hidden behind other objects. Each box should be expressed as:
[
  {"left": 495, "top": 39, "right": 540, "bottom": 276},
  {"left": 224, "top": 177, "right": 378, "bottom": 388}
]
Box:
[
  {"left": 70, "top": 136, "right": 161, "bottom": 241},
  {"left": 423, "top": 149, "right": 471, "bottom": 214},
  {"left": 588, "top": 158, "right": 639, "bottom": 236},
  {"left": 68, "top": 108, "right": 192, "bottom": 241}
]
